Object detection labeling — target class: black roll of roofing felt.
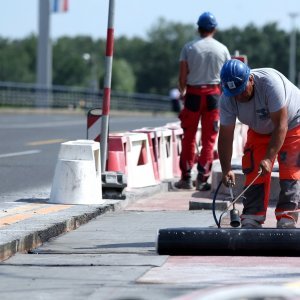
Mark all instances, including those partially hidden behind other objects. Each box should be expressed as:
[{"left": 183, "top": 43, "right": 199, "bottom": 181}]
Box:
[{"left": 156, "top": 227, "right": 300, "bottom": 256}]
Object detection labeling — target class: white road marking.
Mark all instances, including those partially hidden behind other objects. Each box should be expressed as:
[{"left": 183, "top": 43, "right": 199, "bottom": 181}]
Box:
[{"left": 0, "top": 150, "right": 41, "bottom": 158}]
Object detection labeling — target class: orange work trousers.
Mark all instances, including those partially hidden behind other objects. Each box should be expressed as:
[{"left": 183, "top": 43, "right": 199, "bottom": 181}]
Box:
[{"left": 241, "top": 126, "right": 300, "bottom": 224}]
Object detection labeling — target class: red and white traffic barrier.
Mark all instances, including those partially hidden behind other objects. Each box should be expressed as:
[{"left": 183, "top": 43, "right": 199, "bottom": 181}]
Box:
[
  {"left": 132, "top": 128, "right": 160, "bottom": 181},
  {"left": 156, "top": 127, "right": 174, "bottom": 180},
  {"left": 165, "top": 122, "right": 183, "bottom": 178},
  {"left": 107, "top": 132, "right": 157, "bottom": 188},
  {"left": 87, "top": 108, "right": 101, "bottom": 142}
]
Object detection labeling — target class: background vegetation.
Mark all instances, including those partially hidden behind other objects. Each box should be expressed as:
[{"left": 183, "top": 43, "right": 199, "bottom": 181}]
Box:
[{"left": 0, "top": 19, "right": 299, "bottom": 94}]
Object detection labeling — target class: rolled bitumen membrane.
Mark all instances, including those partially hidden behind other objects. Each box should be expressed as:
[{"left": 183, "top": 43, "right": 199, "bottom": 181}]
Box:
[{"left": 156, "top": 227, "right": 300, "bottom": 256}]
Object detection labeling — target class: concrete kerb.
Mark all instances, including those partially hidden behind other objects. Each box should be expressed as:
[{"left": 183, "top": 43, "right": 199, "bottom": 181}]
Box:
[
  {"left": 0, "top": 181, "right": 171, "bottom": 262},
  {"left": 189, "top": 199, "right": 229, "bottom": 211},
  {"left": 0, "top": 202, "right": 110, "bottom": 261}
]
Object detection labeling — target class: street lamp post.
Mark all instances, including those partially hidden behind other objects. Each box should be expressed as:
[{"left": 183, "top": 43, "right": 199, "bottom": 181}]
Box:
[{"left": 289, "top": 12, "right": 299, "bottom": 84}]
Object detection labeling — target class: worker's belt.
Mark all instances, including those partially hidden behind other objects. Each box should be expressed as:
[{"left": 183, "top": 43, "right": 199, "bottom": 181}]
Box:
[{"left": 187, "top": 84, "right": 220, "bottom": 89}]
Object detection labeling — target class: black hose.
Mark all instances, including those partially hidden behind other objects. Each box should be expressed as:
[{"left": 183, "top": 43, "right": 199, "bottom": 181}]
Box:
[{"left": 212, "top": 180, "right": 223, "bottom": 228}]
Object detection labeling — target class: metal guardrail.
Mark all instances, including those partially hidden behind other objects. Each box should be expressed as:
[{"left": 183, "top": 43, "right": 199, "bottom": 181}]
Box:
[{"left": 0, "top": 81, "right": 172, "bottom": 112}]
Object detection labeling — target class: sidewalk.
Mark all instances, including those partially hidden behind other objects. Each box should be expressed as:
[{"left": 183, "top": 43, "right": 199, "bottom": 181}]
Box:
[
  {"left": 0, "top": 176, "right": 279, "bottom": 262},
  {"left": 0, "top": 182, "right": 169, "bottom": 262},
  {"left": 1, "top": 181, "right": 298, "bottom": 300}
]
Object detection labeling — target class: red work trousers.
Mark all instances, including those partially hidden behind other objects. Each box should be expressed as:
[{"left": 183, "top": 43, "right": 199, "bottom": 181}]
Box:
[
  {"left": 178, "top": 85, "right": 220, "bottom": 181},
  {"left": 241, "top": 126, "right": 300, "bottom": 225}
]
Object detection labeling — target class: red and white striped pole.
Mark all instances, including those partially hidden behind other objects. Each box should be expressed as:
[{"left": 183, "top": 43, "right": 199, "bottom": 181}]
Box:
[{"left": 100, "top": 0, "right": 115, "bottom": 171}]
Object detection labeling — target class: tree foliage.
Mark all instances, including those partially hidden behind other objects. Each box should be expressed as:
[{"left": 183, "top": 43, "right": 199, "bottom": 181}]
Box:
[
  {"left": 0, "top": 35, "right": 36, "bottom": 82},
  {"left": 0, "top": 19, "right": 299, "bottom": 93},
  {"left": 111, "top": 58, "right": 136, "bottom": 92}
]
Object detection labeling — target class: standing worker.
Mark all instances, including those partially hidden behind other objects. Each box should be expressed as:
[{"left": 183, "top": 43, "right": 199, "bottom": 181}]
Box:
[
  {"left": 175, "top": 12, "right": 231, "bottom": 190},
  {"left": 218, "top": 59, "right": 300, "bottom": 228}
]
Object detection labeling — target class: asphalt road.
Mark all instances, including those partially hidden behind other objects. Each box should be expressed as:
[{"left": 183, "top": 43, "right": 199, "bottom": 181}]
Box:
[{"left": 0, "top": 110, "right": 178, "bottom": 199}]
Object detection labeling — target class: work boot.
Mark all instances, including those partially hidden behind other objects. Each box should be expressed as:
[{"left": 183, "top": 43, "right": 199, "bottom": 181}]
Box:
[
  {"left": 241, "top": 219, "right": 262, "bottom": 229},
  {"left": 174, "top": 178, "right": 193, "bottom": 190},
  {"left": 277, "top": 218, "right": 296, "bottom": 229},
  {"left": 195, "top": 173, "right": 211, "bottom": 191},
  {"left": 196, "top": 182, "right": 211, "bottom": 191}
]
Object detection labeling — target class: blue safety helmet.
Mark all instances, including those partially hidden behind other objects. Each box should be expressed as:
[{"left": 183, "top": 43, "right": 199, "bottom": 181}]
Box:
[
  {"left": 220, "top": 59, "right": 251, "bottom": 97},
  {"left": 197, "top": 12, "right": 218, "bottom": 30}
]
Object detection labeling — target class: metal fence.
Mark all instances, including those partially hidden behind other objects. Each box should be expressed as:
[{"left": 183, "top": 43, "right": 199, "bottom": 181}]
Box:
[{"left": 0, "top": 81, "right": 172, "bottom": 112}]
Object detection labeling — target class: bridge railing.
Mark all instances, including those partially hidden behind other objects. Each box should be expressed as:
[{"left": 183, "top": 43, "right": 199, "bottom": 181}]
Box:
[{"left": 0, "top": 81, "right": 172, "bottom": 112}]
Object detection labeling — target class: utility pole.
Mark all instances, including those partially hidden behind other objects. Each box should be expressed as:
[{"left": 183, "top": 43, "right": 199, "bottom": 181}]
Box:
[
  {"left": 36, "top": 0, "right": 52, "bottom": 107},
  {"left": 289, "top": 13, "right": 299, "bottom": 85}
]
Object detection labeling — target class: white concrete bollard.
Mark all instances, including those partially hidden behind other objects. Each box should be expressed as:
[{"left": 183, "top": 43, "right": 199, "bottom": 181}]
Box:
[{"left": 49, "top": 140, "right": 104, "bottom": 205}]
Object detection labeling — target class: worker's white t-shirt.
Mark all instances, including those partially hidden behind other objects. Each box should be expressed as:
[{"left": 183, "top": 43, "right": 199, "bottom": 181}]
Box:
[{"left": 220, "top": 68, "right": 300, "bottom": 134}]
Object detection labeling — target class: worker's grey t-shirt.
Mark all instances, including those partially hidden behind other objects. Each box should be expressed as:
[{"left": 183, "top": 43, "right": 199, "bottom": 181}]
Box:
[
  {"left": 220, "top": 68, "right": 300, "bottom": 134},
  {"left": 179, "top": 36, "right": 231, "bottom": 85}
]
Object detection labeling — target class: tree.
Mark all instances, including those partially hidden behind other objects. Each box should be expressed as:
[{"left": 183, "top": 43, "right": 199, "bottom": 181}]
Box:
[
  {"left": 0, "top": 35, "right": 36, "bottom": 82},
  {"left": 135, "top": 18, "right": 195, "bottom": 94},
  {"left": 0, "top": 20, "right": 299, "bottom": 91},
  {"left": 217, "top": 23, "right": 290, "bottom": 77},
  {"left": 52, "top": 36, "right": 96, "bottom": 87},
  {"left": 111, "top": 58, "right": 136, "bottom": 92}
]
